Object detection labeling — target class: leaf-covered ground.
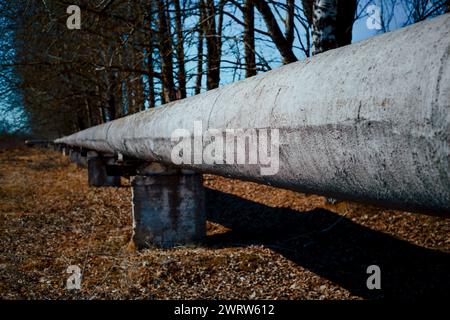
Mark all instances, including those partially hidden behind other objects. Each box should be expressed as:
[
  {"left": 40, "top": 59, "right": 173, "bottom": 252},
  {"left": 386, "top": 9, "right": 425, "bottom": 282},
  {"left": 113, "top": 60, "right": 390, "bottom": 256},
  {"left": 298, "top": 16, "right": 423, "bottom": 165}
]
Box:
[{"left": 0, "top": 147, "right": 449, "bottom": 299}]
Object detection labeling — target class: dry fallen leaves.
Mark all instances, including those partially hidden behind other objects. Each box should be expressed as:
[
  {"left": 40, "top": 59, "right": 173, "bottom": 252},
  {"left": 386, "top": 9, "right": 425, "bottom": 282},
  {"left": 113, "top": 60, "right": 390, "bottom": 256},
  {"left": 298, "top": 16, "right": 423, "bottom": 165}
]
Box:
[{"left": 0, "top": 147, "right": 448, "bottom": 300}]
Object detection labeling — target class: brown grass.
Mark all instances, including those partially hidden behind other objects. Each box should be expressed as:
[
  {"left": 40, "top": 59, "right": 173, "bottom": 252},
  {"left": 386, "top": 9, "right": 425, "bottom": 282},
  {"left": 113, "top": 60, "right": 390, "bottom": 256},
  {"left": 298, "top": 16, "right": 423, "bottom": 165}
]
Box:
[{"left": 0, "top": 148, "right": 448, "bottom": 299}]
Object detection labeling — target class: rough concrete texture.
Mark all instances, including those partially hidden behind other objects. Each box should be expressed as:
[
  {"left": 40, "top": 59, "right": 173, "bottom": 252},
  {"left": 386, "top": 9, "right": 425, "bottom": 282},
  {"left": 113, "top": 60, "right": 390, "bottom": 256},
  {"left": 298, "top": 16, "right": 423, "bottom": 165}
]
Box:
[
  {"left": 87, "top": 153, "right": 121, "bottom": 187},
  {"left": 68, "top": 149, "right": 87, "bottom": 168},
  {"left": 131, "top": 169, "right": 205, "bottom": 248},
  {"left": 56, "top": 15, "right": 450, "bottom": 215},
  {"left": 77, "top": 155, "right": 88, "bottom": 168},
  {"left": 69, "top": 149, "right": 77, "bottom": 163}
]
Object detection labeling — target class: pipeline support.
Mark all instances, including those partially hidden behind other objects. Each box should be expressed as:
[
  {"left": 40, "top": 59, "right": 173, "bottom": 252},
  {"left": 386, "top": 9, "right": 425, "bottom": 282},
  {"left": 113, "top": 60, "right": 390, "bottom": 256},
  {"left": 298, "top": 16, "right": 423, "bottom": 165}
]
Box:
[
  {"left": 131, "top": 163, "right": 206, "bottom": 248},
  {"left": 87, "top": 151, "right": 121, "bottom": 187}
]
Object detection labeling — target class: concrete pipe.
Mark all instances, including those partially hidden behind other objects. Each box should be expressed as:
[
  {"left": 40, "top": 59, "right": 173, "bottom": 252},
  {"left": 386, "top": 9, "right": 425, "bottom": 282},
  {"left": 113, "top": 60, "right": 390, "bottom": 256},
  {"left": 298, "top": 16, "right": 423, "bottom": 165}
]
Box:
[{"left": 56, "top": 14, "right": 450, "bottom": 215}]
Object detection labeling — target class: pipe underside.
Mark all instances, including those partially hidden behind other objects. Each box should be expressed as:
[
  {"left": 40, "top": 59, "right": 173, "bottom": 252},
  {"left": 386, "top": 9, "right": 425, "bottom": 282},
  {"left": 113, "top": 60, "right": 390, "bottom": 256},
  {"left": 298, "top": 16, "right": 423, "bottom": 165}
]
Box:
[{"left": 56, "top": 14, "right": 450, "bottom": 216}]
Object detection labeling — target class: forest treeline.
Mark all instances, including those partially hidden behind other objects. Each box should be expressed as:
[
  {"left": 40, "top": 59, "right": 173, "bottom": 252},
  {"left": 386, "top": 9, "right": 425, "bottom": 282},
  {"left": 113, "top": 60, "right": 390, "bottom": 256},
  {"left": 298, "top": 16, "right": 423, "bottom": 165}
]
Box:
[{"left": 0, "top": 0, "right": 449, "bottom": 137}]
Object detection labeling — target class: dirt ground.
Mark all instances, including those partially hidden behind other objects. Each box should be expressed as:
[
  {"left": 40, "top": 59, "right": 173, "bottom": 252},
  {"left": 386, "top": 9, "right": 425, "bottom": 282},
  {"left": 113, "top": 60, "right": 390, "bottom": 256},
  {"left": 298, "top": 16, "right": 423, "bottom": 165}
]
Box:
[{"left": 0, "top": 147, "right": 449, "bottom": 300}]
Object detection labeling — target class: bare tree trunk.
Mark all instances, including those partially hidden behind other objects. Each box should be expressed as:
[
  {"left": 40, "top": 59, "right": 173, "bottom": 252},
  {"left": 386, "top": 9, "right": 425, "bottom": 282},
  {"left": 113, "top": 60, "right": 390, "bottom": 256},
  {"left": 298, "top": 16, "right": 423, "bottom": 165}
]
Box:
[
  {"left": 174, "top": 0, "right": 187, "bottom": 99},
  {"left": 134, "top": 75, "right": 145, "bottom": 111},
  {"left": 157, "top": 0, "right": 176, "bottom": 103},
  {"left": 79, "top": 92, "right": 93, "bottom": 128},
  {"left": 145, "top": 5, "right": 156, "bottom": 109},
  {"left": 120, "top": 49, "right": 133, "bottom": 115},
  {"left": 147, "top": 54, "right": 155, "bottom": 109},
  {"left": 250, "top": 0, "right": 297, "bottom": 64},
  {"left": 105, "top": 71, "right": 118, "bottom": 121},
  {"left": 303, "top": 0, "right": 357, "bottom": 55},
  {"left": 311, "top": 0, "right": 338, "bottom": 54},
  {"left": 125, "top": 77, "right": 133, "bottom": 114},
  {"left": 195, "top": 2, "right": 204, "bottom": 95},
  {"left": 134, "top": 31, "right": 146, "bottom": 111},
  {"left": 244, "top": 0, "right": 256, "bottom": 77},
  {"left": 203, "top": 0, "right": 221, "bottom": 89},
  {"left": 285, "top": 0, "right": 295, "bottom": 48},
  {"left": 336, "top": 0, "right": 357, "bottom": 48}
]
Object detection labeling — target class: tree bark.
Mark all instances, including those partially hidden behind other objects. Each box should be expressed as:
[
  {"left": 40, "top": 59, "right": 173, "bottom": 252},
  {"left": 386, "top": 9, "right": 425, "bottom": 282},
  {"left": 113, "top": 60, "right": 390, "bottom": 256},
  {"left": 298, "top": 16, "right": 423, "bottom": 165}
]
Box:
[
  {"left": 250, "top": 0, "right": 297, "bottom": 64},
  {"left": 195, "top": 1, "right": 205, "bottom": 95},
  {"left": 157, "top": 0, "right": 176, "bottom": 103},
  {"left": 174, "top": 0, "right": 187, "bottom": 99},
  {"left": 146, "top": 3, "right": 156, "bottom": 108},
  {"left": 302, "top": 0, "right": 357, "bottom": 55},
  {"left": 244, "top": 0, "right": 256, "bottom": 77},
  {"left": 285, "top": 0, "right": 295, "bottom": 48},
  {"left": 203, "top": 0, "right": 221, "bottom": 89}
]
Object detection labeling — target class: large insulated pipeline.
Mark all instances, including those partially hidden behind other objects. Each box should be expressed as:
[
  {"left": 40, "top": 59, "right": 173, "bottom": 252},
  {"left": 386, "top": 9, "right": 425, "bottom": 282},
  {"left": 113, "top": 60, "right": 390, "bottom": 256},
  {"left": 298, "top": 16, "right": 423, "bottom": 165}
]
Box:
[{"left": 56, "top": 14, "right": 450, "bottom": 215}]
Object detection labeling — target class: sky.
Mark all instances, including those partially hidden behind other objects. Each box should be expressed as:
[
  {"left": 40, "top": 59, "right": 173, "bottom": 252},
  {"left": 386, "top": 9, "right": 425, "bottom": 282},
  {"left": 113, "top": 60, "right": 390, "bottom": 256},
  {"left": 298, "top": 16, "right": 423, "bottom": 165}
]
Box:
[
  {"left": 353, "top": 0, "right": 409, "bottom": 42},
  {"left": 0, "top": 0, "right": 420, "bottom": 133}
]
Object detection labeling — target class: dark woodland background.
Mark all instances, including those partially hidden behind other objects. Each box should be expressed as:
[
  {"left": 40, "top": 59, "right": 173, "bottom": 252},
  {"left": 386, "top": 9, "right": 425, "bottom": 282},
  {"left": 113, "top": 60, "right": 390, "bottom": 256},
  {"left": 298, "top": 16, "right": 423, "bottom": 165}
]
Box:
[{"left": 0, "top": 0, "right": 449, "bottom": 138}]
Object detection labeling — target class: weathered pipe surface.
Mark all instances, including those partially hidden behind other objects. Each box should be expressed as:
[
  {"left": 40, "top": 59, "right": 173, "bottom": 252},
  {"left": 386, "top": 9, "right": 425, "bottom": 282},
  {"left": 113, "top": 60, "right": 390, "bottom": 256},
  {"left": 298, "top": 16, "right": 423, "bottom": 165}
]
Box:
[{"left": 56, "top": 15, "right": 450, "bottom": 215}]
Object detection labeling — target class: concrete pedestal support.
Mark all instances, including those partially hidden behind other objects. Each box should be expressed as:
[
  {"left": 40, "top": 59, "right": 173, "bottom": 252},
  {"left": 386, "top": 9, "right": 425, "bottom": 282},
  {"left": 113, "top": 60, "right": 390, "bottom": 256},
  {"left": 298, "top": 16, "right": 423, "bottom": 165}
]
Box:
[
  {"left": 87, "top": 152, "right": 121, "bottom": 187},
  {"left": 131, "top": 164, "right": 205, "bottom": 249},
  {"left": 69, "top": 150, "right": 88, "bottom": 168},
  {"left": 69, "top": 149, "right": 78, "bottom": 163},
  {"left": 77, "top": 156, "right": 88, "bottom": 168}
]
